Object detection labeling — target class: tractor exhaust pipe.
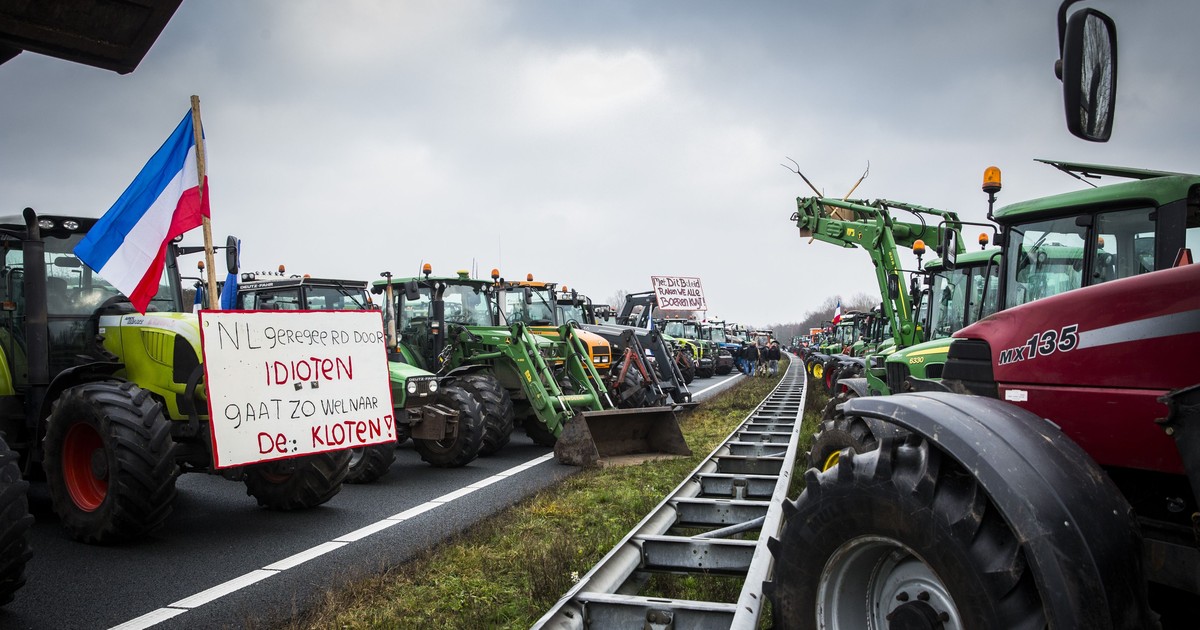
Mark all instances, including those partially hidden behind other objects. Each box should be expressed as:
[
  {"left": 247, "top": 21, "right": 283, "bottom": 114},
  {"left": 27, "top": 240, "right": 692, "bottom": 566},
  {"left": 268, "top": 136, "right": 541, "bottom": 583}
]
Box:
[{"left": 554, "top": 406, "right": 690, "bottom": 467}]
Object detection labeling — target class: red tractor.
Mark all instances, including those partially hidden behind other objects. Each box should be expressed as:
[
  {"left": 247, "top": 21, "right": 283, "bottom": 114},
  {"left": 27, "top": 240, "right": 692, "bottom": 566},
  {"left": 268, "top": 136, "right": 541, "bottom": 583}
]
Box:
[{"left": 771, "top": 4, "right": 1199, "bottom": 628}]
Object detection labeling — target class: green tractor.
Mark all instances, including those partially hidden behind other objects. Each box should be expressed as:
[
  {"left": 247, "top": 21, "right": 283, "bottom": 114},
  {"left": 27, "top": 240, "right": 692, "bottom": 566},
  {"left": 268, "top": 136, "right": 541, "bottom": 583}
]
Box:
[
  {"left": 234, "top": 273, "right": 460, "bottom": 482},
  {"left": 375, "top": 269, "right": 688, "bottom": 467},
  {"left": 0, "top": 210, "right": 350, "bottom": 545}
]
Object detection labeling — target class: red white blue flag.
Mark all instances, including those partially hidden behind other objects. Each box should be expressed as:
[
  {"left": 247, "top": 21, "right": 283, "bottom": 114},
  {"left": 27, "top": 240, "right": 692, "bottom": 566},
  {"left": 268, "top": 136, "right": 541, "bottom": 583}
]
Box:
[
  {"left": 75, "top": 111, "right": 209, "bottom": 313},
  {"left": 832, "top": 300, "right": 843, "bottom": 324}
]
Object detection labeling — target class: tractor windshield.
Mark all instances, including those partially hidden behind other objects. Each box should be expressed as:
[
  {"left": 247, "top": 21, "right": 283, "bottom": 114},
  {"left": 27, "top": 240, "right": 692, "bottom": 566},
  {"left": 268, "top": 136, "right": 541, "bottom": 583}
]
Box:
[
  {"left": 1003, "top": 206, "right": 1158, "bottom": 309},
  {"left": 305, "top": 284, "right": 370, "bottom": 310},
  {"left": 503, "top": 287, "right": 555, "bottom": 325},
  {"left": 443, "top": 284, "right": 493, "bottom": 326},
  {"left": 36, "top": 231, "right": 180, "bottom": 315},
  {"left": 557, "top": 301, "right": 586, "bottom": 325}
]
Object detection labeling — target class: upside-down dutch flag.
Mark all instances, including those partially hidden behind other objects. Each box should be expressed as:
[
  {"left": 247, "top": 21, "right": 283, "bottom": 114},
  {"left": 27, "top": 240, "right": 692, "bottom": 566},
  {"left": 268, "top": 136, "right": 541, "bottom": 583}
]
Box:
[
  {"left": 75, "top": 111, "right": 210, "bottom": 314},
  {"left": 831, "top": 300, "right": 843, "bottom": 325}
]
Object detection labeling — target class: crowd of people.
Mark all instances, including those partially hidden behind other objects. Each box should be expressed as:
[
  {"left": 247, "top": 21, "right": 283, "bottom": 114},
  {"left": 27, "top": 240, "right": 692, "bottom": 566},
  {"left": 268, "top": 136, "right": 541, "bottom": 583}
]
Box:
[{"left": 735, "top": 340, "right": 781, "bottom": 377}]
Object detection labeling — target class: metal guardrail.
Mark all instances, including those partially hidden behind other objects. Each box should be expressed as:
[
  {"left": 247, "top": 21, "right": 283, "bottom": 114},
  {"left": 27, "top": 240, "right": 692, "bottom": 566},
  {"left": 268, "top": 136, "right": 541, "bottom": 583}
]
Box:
[{"left": 532, "top": 359, "right": 806, "bottom": 629}]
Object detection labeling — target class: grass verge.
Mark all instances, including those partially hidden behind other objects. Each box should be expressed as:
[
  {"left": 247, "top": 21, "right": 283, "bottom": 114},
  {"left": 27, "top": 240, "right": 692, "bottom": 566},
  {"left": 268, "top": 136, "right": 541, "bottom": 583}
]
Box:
[{"left": 272, "top": 360, "right": 828, "bottom": 629}]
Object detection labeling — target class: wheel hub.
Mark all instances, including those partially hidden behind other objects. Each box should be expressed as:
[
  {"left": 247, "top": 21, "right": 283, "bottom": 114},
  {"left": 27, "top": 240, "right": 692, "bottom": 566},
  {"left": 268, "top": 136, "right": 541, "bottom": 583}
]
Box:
[
  {"left": 888, "top": 599, "right": 947, "bottom": 629},
  {"left": 90, "top": 449, "right": 109, "bottom": 480}
]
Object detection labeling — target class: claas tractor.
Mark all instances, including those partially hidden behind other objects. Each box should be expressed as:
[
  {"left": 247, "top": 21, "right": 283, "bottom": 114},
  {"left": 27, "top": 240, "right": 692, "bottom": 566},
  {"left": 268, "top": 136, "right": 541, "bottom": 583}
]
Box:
[
  {"left": 660, "top": 317, "right": 717, "bottom": 378},
  {"left": 235, "top": 273, "right": 455, "bottom": 482},
  {"left": 769, "top": 10, "right": 1200, "bottom": 617},
  {"left": 0, "top": 210, "right": 350, "bottom": 545},
  {"left": 374, "top": 268, "right": 688, "bottom": 467}
]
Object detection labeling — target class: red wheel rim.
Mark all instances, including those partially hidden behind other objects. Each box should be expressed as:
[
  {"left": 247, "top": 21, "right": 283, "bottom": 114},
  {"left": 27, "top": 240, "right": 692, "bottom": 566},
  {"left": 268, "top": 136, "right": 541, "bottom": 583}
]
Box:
[{"left": 62, "top": 422, "right": 107, "bottom": 511}]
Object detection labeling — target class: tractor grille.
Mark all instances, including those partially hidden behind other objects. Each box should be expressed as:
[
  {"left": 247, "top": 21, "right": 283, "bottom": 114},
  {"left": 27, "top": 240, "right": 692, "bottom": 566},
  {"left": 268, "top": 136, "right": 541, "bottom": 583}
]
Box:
[
  {"left": 141, "top": 329, "right": 171, "bottom": 365},
  {"left": 886, "top": 361, "right": 909, "bottom": 394}
]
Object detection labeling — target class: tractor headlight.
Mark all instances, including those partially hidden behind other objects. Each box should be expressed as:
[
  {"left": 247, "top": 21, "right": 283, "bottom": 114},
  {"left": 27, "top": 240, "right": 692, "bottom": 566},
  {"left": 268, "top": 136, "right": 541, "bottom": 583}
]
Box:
[
  {"left": 428, "top": 380, "right": 438, "bottom": 393},
  {"left": 406, "top": 381, "right": 419, "bottom": 394}
]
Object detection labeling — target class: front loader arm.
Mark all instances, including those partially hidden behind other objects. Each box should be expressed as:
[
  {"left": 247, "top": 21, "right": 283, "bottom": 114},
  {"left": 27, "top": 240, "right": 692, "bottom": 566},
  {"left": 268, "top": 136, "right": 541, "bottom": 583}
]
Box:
[{"left": 792, "top": 196, "right": 965, "bottom": 348}]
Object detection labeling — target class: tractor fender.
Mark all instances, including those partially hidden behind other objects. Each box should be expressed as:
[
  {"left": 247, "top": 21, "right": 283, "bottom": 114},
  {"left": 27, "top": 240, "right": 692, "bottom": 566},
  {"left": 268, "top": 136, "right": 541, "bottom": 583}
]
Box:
[
  {"left": 841, "top": 392, "right": 1153, "bottom": 629},
  {"left": 40, "top": 361, "right": 124, "bottom": 422},
  {"left": 440, "top": 364, "right": 488, "bottom": 382},
  {"left": 834, "top": 376, "right": 870, "bottom": 398}
]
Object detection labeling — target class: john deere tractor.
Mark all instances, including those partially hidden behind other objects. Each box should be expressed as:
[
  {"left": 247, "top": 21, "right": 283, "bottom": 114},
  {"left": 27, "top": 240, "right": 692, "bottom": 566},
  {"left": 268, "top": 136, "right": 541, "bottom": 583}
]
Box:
[
  {"left": 235, "top": 273, "right": 457, "bottom": 481},
  {"left": 0, "top": 210, "right": 349, "bottom": 545},
  {"left": 375, "top": 268, "right": 688, "bottom": 467}
]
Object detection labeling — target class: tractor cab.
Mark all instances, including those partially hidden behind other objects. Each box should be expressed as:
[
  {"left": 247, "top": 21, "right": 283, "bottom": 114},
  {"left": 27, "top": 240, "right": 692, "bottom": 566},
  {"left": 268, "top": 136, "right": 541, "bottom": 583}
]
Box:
[
  {"left": 236, "top": 274, "right": 373, "bottom": 312},
  {"left": 374, "top": 269, "right": 495, "bottom": 371},
  {"left": 498, "top": 275, "right": 612, "bottom": 371}
]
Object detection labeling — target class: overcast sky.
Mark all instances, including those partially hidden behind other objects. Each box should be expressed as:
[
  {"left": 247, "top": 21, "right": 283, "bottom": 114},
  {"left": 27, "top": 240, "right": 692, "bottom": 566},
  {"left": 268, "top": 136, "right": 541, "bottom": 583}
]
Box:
[{"left": 2, "top": 1, "right": 1197, "bottom": 327}]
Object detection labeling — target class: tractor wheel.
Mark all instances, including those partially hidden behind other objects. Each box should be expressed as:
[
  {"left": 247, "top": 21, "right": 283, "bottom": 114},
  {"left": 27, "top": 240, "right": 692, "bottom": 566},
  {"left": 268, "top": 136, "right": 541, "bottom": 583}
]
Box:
[
  {"left": 395, "top": 422, "right": 410, "bottom": 447},
  {"left": 810, "top": 360, "right": 824, "bottom": 380},
  {"left": 770, "top": 438, "right": 1044, "bottom": 629},
  {"left": 822, "top": 357, "right": 841, "bottom": 393},
  {"left": 676, "top": 352, "right": 696, "bottom": 384},
  {"left": 696, "top": 365, "right": 714, "bottom": 379},
  {"left": 613, "top": 362, "right": 652, "bottom": 409},
  {"left": 414, "top": 384, "right": 484, "bottom": 467},
  {"left": 457, "top": 374, "right": 514, "bottom": 457},
  {"left": 0, "top": 435, "right": 32, "bottom": 605},
  {"left": 43, "top": 381, "right": 178, "bottom": 544},
  {"left": 714, "top": 361, "right": 732, "bottom": 376},
  {"left": 244, "top": 450, "right": 349, "bottom": 510},
  {"left": 807, "top": 393, "right": 880, "bottom": 471},
  {"left": 344, "top": 443, "right": 396, "bottom": 484}
]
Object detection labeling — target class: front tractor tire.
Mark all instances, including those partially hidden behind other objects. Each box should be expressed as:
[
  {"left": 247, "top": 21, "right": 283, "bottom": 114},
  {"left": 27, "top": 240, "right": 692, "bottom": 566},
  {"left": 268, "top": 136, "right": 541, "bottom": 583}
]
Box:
[
  {"left": 43, "top": 381, "right": 178, "bottom": 544},
  {"left": 457, "top": 374, "right": 514, "bottom": 457},
  {"left": 807, "top": 390, "right": 877, "bottom": 471},
  {"left": 676, "top": 351, "right": 696, "bottom": 384},
  {"left": 0, "top": 435, "right": 33, "bottom": 605},
  {"left": 244, "top": 450, "right": 350, "bottom": 510},
  {"left": 414, "top": 384, "right": 484, "bottom": 468},
  {"left": 772, "top": 437, "right": 1045, "bottom": 629}
]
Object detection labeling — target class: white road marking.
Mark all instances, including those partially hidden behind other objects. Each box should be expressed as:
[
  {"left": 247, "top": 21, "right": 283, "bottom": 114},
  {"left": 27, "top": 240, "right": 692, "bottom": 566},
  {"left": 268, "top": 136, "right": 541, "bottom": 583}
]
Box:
[
  {"left": 689, "top": 372, "right": 744, "bottom": 397},
  {"left": 108, "top": 452, "right": 557, "bottom": 630}
]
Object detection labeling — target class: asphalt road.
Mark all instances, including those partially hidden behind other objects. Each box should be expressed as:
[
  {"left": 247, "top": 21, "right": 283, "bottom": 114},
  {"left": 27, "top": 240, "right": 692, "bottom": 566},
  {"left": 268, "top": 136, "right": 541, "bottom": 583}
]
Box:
[{"left": 2, "top": 372, "right": 745, "bottom": 630}]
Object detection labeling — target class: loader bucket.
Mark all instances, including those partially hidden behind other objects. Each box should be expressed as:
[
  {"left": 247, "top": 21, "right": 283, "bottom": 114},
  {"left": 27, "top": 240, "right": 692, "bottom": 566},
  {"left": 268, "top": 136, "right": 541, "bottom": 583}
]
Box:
[{"left": 554, "top": 406, "right": 691, "bottom": 467}]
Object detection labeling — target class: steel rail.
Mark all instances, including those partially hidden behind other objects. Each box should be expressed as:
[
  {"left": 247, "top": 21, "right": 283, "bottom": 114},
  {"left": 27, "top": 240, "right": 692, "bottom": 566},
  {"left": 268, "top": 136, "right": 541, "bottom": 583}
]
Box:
[{"left": 532, "top": 358, "right": 806, "bottom": 629}]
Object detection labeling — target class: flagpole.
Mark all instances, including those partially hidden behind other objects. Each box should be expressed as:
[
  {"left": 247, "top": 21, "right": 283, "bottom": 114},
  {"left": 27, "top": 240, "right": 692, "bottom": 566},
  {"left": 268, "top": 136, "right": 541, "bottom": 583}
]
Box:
[{"left": 190, "top": 95, "right": 219, "bottom": 309}]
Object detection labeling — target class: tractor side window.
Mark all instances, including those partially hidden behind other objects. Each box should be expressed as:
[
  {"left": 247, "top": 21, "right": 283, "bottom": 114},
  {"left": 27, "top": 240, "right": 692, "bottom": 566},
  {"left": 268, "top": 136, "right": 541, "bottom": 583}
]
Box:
[
  {"left": 970, "top": 263, "right": 1000, "bottom": 324},
  {"left": 400, "top": 291, "right": 431, "bottom": 331},
  {"left": 1092, "top": 208, "right": 1156, "bottom": 284},
  {"left": 1004, "top": 217, "right": 1085, "bottom": 309},
  {"left": 1185, "top": 202, "right": 1200, "bottom": 263}
]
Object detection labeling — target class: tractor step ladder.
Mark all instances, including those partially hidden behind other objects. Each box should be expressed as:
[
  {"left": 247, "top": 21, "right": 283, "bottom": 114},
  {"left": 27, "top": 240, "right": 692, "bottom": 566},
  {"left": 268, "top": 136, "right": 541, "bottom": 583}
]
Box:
[{"left": 532, "top": 359, "right": 806, "bottom": 629}]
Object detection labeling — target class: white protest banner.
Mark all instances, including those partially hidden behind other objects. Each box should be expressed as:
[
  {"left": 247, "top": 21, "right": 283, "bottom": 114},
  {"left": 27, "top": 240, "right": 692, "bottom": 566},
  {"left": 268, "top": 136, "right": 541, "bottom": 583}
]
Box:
[
  {"left": 199, "top": 310, "right": 395, "bottom": 468},
  {"left": 650, "top": 275, "right": 707, "bottom": 311}
]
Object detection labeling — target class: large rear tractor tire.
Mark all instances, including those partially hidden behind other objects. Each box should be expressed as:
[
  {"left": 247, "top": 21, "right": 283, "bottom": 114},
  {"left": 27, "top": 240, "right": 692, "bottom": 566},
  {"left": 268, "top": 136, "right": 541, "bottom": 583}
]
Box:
[
  {"left": 457, "top": 374, "right": 514, "bottom": 457},
  {"left": 524, "top": 417, "right": 558, "bottom": 447},
  {"left": 0, "top": 435, "right": 32, "bottom": 605},
  {"left": 43, "top": 381, "right": 178, "bottom": 544},
  {"left": 771, "top": 437, "right": 1045, "bottom": 629},
  {"left": 244, "top": 450, "right": 350, "bottom": 510},
  {"left": 414, "top": 384, "right": 484, "bottom": 467},
  {"left": 344, "top": 443, "right": 396, "bottom": 484}
]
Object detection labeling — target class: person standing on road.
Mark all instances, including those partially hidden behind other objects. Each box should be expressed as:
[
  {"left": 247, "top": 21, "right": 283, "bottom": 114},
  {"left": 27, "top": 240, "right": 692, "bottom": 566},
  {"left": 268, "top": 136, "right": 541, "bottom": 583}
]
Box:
[
  {"left": 741, "top": 342, "right": 759, "bottom": 376},
  {"left": 767, "top": 342, "right": 781, "bottom": 376}
]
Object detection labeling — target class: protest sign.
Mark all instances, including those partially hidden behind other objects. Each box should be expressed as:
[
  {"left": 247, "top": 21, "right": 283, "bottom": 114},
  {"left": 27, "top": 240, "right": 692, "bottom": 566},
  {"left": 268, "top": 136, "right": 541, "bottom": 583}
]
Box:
[
  {"left": 199, "top": 310, "right": 394, "bottom": 468},
  {"left": 650, "top": 275, "right": 707, "bottom": 311}
]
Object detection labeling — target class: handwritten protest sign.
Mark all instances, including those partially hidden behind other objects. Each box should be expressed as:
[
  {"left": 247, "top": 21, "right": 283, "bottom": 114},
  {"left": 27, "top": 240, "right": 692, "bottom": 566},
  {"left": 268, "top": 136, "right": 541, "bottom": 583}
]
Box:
[
  {"left": 199, "top": 310, "right": 394, "bottom": 468},
  {"left": 651, "top": 275, "right": 707, "bottom": 311}
]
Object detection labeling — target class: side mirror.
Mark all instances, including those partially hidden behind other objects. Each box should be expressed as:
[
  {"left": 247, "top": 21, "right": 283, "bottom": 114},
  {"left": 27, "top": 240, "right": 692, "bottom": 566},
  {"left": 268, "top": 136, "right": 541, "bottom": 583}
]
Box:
[
  {"left": 938, "top": 225, "right": 958, "bottom": 271},
  {"left": 523, "top": 287, "right": 533, "bottom": 305},
  {"left": 1060, "top": 7, "right": 1117, "bottom": 142},
  {"left": 225, "top": 235, "right": 239, "bottom": 274},
  {"left": 886, "top": 273, "right": 899, "bottom": 300},
  {"left": 404, "top": 280, "right": 421, "bottom": 301}
]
